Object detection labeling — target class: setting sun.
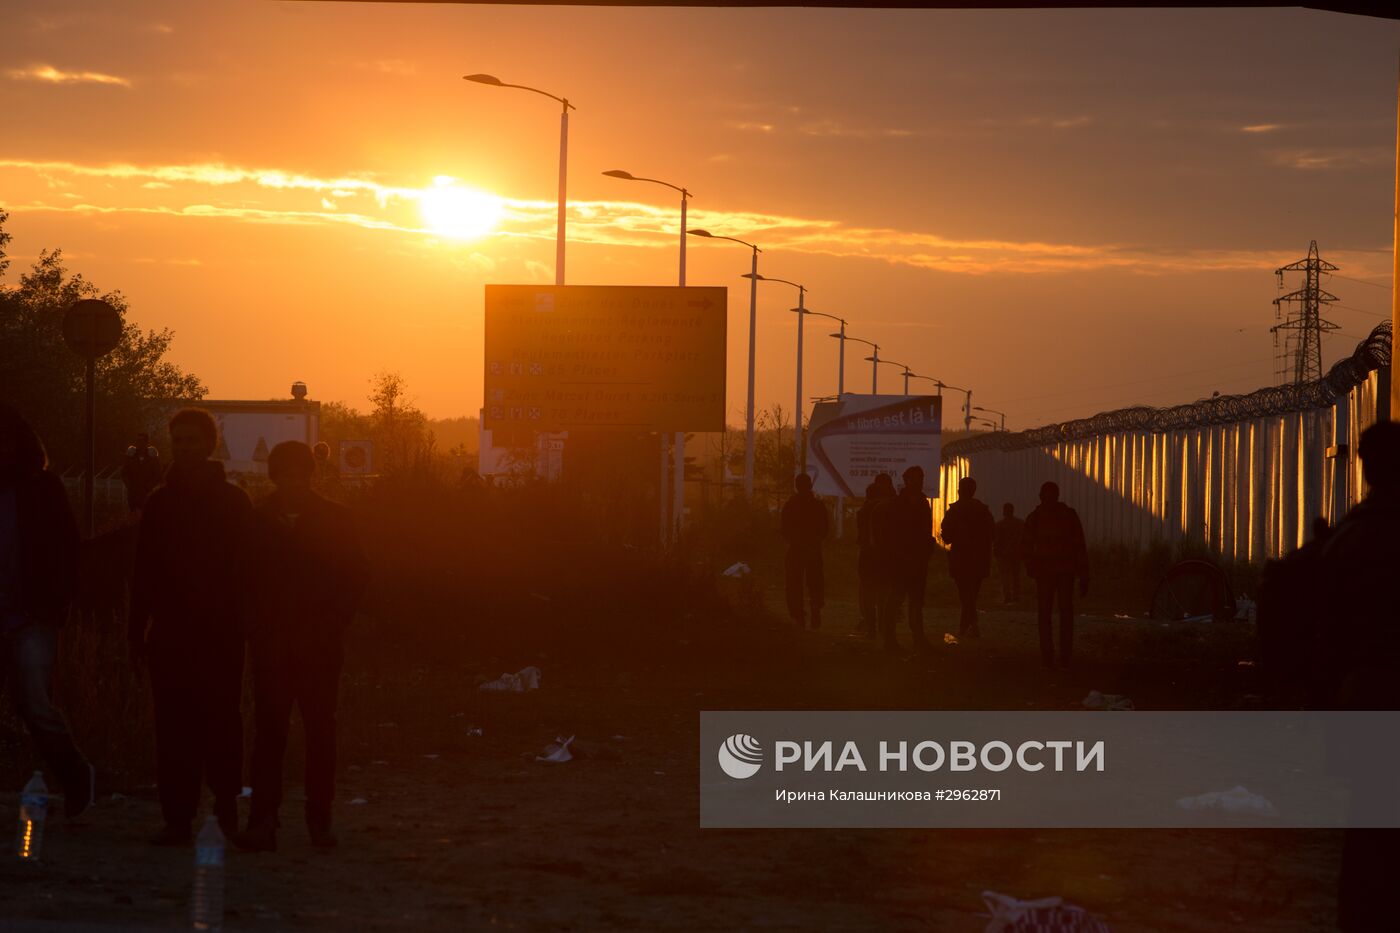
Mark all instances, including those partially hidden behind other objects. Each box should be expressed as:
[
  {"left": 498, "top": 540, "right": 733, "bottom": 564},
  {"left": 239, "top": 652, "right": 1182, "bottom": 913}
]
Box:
[{"left": 418, "top": 178, "right": 503, "bottom": 239}]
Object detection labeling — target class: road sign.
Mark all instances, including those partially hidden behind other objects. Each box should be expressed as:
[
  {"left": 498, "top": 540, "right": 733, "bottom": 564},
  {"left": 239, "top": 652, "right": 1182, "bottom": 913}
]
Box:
[
  {"left": 340, "top": 439, "right": 374, "bottom": 475},
  {"left": 806, "top": 395, "right": 942, "bottom": 498},
  {"left": 62, "top": 299, "right": 123, "bottom": 359},
  {"left": 484, "top": 285, "right": 726, "bottom": 432}
]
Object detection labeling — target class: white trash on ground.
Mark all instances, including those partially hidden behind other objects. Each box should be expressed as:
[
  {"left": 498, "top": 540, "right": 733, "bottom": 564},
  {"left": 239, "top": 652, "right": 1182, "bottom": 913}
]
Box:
[
  {"left": 478, "top": 665, "right": 542, "bottom": 693},
  {"left": 1175, "top": 785, "right": 1278, "bottom": 817},
  {"left": 722, "top": 562, "right": 752, "bottom": 578},
  {"left": 535, "top": 735, "right": 575, "bottom": 763},
  {"left": 982, "top": 891, "right": 1112, "bottom": 932},
  {"left": 348, "top": 798, "right": 368, "bottom": 805},
  {"left": 1082, "top": 690, "right": 1134, "bottom": 711}
]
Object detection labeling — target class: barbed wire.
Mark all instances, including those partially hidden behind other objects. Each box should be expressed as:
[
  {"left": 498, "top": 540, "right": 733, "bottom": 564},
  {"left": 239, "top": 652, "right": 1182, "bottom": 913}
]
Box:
[{"left": 944, "top": 320, "right": 1392, "bottom": 460}]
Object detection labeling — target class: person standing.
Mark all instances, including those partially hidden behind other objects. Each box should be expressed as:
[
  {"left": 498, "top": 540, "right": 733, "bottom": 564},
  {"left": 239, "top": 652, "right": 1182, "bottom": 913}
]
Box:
[
  {"left": 1315, "top": 421, "right": 1400, "bottom": 932},
  {"left": 855, "top": 474, "right": 895, "bottom": 637},
  {"left": 993, "top": 503, "right": 1025, "bottom": 605},
  {"left": 129, "top": 408, "right": 252, "bottom": 845},
  {"left": 121, "top": 432, "right": 162, "bottom": 512},
  {"left": 235, "top": 442, "right": 367, "bottom": 851},
  {"left": 0, "top": 404, "right": 94, "bottom": 818},
  {"left": 1021, "top": 481, "right": 1089, "bottom": 670},
  {"left": 781, "top": 473, "right": 828, "bottom": 630},
  {"left": 940, "top": 477, "right": 995, "bottom": 639},
  {"left": 873, "top": 465, "right": 936, "bottom": 655}
]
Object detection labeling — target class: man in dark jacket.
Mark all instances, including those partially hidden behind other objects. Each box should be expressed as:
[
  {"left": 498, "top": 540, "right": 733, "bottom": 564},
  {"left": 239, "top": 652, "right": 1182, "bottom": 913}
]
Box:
[
  {"left": 855, "top": 474, "right": 896, "bottom": 637},
  {"left": 781, "top": 473, "right": 828, "bottom": 629},
  {"left": 1021, "top": 481, "right": 1089, "bottom": 670},
  {"left": 129, "top": 408, "right": 252, "bottom": 845},
  {"left": 993, "top": 503, "right": 1025, "bottom": 605},
  {"left": 873, "top": 465, "right": 936, "bottom": 654},
  {"left": 1316, "top": 421, "right": 1400, "bottom": 932},
  {"left": 940, "top": 476, "right": 995, "bottom": 639},
  {"left": 235, "top": 442, "right": 367, "bottom": 851},
  {"left": 0, "top": 404, "right": 93, "bottom": 817}
]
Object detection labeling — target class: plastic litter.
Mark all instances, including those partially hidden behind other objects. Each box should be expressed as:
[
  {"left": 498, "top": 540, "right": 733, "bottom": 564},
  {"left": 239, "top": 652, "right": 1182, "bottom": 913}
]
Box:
[
  {"left": 944, "top": 633, "right": 959, "bottom": 646},
  {"left": 1113, "top": 614, "right": 1133, "bottom": 620},
  {"left": 1176, "top": 785, "right": 1277, "bottom": 817},
  {"left": 348, "top": 798, "right": 368, "bottom": 806},
  {"left": 722, "top": 561, "right": 752, "bottom": 578},
  {"left": 535, "top": 735, "right": 575, "bottom": 763},
  {"left": 478, "top": 666, "right": 542, "bottom": 693},
  {"left": 982, "top": 891, "right": 1113, "bottom": 932},
  {"left": 238, "top": 786, "right": 252, "bottom": 798},
  {"left": 1082, "top": 690, "right": 1134, "bottom": 711},
  {"left": 466, "top": 727, "right": 484, "bottom": 737},
  {"left": 1235, "top": 596, "right": 1257, "bottom": 623}
]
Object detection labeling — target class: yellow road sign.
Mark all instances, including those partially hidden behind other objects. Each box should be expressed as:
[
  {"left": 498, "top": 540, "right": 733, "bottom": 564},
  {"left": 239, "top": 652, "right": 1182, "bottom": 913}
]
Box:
[{"left": 484, "top": 285, "right": 727, "bottom": 432}]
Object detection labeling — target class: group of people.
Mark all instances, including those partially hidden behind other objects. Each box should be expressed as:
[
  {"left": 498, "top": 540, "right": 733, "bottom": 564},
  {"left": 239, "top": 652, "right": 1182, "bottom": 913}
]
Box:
[
  {"left": 781, "top": 465, "right": 1089, "bottom": 669},
  {"left": 1, "top": 403, "right": 367, "bottom": 852}
]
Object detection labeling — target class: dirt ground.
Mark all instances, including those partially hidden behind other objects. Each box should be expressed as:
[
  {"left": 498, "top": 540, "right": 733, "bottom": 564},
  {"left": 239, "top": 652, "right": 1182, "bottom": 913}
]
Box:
[{"left": 1, "top": 585, "right": 1343, "bottom": 932}]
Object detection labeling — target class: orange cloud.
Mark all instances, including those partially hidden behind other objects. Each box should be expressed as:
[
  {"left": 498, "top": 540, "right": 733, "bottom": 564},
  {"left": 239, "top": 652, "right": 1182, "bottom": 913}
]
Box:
[{"left": 6, "top": 65, "right": 131, "bottom": 87}]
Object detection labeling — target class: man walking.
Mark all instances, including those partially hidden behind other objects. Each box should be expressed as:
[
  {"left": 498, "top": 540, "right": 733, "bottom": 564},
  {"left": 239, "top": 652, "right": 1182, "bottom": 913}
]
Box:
[
  {"left": 0, "top": 404, "right": 94, "bottom": 818},
  {"left": 873, "top": 465, "right": 936, "bottom": 655},
  {"left": 235, "top": 442, "right": 367, "bottom": 851},
  {"left": 994, "top": 503, "right": 1025, "bottom": 604},
  {"left": 1021, "top": 481, "right": 1089, "bottom": 670},
  {"left": 855, "top": 474, "right": 895, "bottom": 637},
  {"left": 129, "top": 408, "right": 252, "bottom": 844},
  {"left": 1315, "top": 422, "right": 1400, "bottom": 931},
  {"left": 781, "top": 473, "right": 828, "bottom": 629},
  {"left": 940, "top": 477, "right": 995, "bottom": 639}
]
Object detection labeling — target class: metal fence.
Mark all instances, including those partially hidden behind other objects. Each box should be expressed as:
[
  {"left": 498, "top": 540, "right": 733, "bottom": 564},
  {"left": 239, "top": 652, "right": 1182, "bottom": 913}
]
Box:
[{"left": 935, "top": 322, "right": 1392, "bottom": 564}]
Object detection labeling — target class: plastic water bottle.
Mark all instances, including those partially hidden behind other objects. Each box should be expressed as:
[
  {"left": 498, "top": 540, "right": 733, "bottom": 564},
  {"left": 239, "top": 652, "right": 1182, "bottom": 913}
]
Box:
[
  {"left": 15, "top": 771, "right": 47, "bottom": 861},
  {"left": 191, "top": 815, "right": 225, "bottom": 931}
]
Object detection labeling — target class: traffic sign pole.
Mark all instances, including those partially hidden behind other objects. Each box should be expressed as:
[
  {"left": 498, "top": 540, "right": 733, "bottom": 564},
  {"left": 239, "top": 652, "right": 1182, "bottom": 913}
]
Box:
[
  {"left": 62, "top": 299, "right": 122, "bottom": 537},
  {"left": 84, "top": 356, "right": 96, "bottom": 536}
]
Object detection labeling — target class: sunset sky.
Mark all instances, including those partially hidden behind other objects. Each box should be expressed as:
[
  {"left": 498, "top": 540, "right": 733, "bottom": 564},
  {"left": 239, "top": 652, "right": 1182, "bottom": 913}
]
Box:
[{"left": 3, "top": 2, "right": 1397, "bottom": 429}]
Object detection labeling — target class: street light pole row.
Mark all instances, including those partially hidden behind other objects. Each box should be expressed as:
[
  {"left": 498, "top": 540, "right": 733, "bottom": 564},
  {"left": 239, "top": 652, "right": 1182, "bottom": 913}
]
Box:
[{"left": 464, "top": 72, "right": 1007, "bottom": 529}]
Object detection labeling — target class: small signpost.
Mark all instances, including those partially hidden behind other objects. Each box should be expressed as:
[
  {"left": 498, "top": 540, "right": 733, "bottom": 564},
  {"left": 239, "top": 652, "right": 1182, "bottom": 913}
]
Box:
[{"left": 62, "top": 299, "right": 123, "bottom": 535}]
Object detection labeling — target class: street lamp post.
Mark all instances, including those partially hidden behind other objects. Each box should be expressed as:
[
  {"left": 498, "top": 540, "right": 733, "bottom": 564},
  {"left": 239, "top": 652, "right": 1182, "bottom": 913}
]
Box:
[
  {"left": 464, "top": 74, "right": 573, "bottom": 285},
  {"left": 910, "top": 374, "right": 971, "bottom": 430},
  {"left": 868, "top": 356, "right": 910, "bottom": 396},
  {"left": 745, "top": 275, "right": 808, "bottom": 472},
  {"left": 798, "top": 309, "right": 845, "bottom": 397},
  {"left": 845, "top": 337, "right": 880, "bottom": 393},
  {"left": 605, "top": 170, "right": 693, "bottom": 541},
  {"left": 688, "top": 229, "right": 760, "bottom": 499},
  {"left": 972, "top": 405, "right": 1007, "bottom": 432}
]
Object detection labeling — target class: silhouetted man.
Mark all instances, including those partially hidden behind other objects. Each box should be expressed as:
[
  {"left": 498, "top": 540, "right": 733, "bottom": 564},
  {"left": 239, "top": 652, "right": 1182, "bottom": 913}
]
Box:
[
  {"left": 121, "top": 432, "right": 162, "bottom": 512},
  {"left": 129, "top": 408, "right": 252, "bottom": 845},
  {"left": 940, "top": 476, "right": 995, "bottom": 639},
  {"left": 0, "top": 404, "right": 94, "bottom": 818},
  {"left": 1316, "top": 421, "right": 1400, "bottom": 932},
  {"left": 855, "top": 474, "right": 896, "bottom": 637},
  {"left": 781, "top": 473, "right": 828, "bottom": 629},
  {"left": 1022, "top": 481, "right": 1089, "bottom": 670},
  {"left": 235, "top": 442, "right": 367, "bottom": 851},
  {"left": 994, "top": 502, "right": 1024, "bottom": 604},
  {"left": 873, "top": 465, "right": 935, "bottom": 655},
  {"left": 1258, "top": 513, "right": 1331, "bottom": 707}
]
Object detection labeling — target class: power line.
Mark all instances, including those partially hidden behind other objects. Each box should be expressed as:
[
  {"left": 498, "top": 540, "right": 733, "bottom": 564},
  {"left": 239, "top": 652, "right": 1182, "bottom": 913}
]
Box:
[
  {"left": 1325, "top": 272, "right": 1392, "bottom": 290},
  {"left": 995, "top": 356, "right": 1277, "bottom": 407}
]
